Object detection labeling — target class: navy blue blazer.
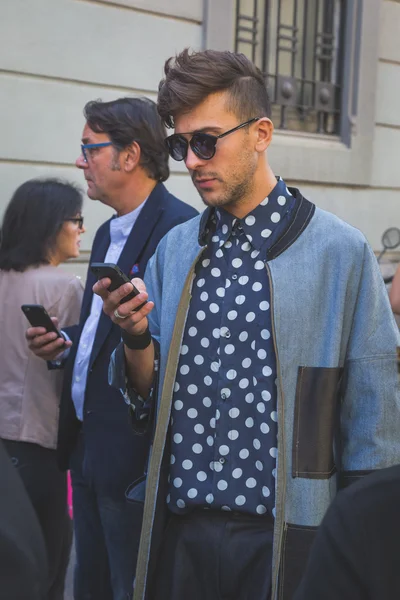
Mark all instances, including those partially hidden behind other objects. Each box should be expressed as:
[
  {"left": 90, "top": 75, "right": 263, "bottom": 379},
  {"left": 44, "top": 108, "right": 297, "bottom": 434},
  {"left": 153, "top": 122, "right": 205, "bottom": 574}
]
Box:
[{"left": 57, "top": 183, "right": 197, "bottom": 496}]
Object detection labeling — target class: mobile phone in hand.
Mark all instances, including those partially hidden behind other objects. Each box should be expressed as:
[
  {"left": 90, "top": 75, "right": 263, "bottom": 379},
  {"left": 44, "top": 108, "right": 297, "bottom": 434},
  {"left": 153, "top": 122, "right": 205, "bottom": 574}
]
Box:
[
  {"left": 90, "top": 262, "right": 146, "bottom": 307},
  {"left": 21, "top": 304, "right": 64, "bottom": 340}
]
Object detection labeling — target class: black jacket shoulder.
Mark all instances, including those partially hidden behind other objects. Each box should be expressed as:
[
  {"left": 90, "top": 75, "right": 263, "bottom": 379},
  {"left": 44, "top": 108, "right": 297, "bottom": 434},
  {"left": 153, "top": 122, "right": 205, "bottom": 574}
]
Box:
[{"left": 294, "top": 465, "right": 400, "bottom": 600}]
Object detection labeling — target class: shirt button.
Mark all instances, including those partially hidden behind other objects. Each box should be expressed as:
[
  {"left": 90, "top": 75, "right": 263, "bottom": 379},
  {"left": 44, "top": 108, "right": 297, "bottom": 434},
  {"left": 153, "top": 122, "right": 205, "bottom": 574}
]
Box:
[
  {"left": 232, "top": 273, "right": 238, "bottom": 280},
  {"left": 221, "top": 393, "right": 227, "bottom": 400},
  {"left": 75, "top": 376, "right": 80, "bottom": 382},
  {"left": 219, "top": 457, "right": 226, "bottom": 464}
]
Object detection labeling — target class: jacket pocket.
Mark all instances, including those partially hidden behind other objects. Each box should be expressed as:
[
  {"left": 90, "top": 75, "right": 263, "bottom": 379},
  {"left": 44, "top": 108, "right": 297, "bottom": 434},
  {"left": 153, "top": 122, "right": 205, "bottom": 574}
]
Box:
[
  {"left": 292, "top": 366, "right": 343, "bottom": 479},
  {"left": 126, "top": 475, "right": 147, "bottom": 505},
  {"left": 278, "top": 523, "right": 318, "bottom": 600}
]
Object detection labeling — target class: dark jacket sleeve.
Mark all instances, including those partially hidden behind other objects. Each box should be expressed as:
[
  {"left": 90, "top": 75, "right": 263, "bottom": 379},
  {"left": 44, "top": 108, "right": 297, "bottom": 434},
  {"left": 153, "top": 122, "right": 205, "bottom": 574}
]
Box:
[
  {"left": 0, "top": 441, "right": 48, "bottom": 600},
  {"left": 62, "top": 323, "right": 79, "bottom": 344}
]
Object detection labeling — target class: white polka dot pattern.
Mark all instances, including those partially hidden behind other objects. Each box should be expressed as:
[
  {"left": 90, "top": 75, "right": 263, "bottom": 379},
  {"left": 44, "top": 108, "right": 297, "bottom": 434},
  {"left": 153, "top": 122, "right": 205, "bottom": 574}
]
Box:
[{"left": 168, "top": 178, "right": 294, "bottom": 516}]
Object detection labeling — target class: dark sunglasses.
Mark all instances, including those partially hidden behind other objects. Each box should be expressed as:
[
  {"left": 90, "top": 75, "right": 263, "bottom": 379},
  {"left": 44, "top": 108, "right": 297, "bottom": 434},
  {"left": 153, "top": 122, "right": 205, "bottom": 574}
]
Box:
[
  {"left": 165, "top": 117, "right": 261, "bottom": 162},
  {"left": 65, "top": 216, "right": 84, "bottom": 229}
]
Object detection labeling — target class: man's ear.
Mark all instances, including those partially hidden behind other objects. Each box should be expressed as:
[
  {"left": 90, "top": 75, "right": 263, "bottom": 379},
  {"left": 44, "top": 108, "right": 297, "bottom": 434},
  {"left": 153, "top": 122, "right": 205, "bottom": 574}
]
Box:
[
  {"left": 124, "top": 141, "right": 141, "bottom": 173},
  {"left": 255, "top": 117, "right": 274, "bottom": 153}
]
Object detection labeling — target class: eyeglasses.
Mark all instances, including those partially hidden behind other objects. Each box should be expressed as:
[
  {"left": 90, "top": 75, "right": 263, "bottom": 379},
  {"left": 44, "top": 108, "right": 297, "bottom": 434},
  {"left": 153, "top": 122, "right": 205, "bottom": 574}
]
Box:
[
  {"left": 81, "top": 142, "right": 112, "bottom": 162},
  {"left": 165, "top": 117, "right": 261, "bottom": 162},
  {"left": 65, "top": 216, "right": 84, "bottom": 229}
]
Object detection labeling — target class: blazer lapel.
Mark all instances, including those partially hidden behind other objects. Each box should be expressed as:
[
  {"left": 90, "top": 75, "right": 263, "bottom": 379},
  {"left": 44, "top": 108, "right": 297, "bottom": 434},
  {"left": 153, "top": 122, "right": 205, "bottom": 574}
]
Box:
[
  {"left": 88, "top": 184, "right": 166, "bottom": 369},
  {"left": 116, "top": 185, "right": 165, "bottom": 279},
  {"left": 79, "top": 224, "right": 111, "bottom": 328}
]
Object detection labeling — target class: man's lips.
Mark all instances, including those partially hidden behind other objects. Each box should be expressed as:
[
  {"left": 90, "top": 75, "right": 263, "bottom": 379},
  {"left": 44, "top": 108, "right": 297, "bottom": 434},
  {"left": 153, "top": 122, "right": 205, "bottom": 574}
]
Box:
[{"left": 195, "top": 178, "right": 217, "bottom": 188}]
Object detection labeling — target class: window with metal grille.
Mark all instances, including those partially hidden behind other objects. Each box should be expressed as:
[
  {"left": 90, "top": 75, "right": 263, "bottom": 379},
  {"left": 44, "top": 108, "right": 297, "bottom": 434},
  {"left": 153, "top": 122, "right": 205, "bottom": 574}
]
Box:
[{"left": 235, "top": 0, "right": 360, "bottom": 139}]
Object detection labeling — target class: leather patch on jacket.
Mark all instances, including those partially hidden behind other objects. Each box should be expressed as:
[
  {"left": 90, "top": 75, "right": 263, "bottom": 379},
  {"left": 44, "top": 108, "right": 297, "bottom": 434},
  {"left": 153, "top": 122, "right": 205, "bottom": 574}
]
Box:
[
  {"left": 278, "top": 522, "right": 318, "bottom": 600},
  {"left": 292, "top": 366, "right": 343, "bottom": 479}
]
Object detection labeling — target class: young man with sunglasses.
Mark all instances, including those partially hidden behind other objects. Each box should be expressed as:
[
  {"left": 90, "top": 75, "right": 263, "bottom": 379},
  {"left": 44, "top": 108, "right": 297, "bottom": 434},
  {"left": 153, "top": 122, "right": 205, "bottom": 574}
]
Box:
[
  {"left": 95, "top": 50, "right": 400, "bottom": 600},
  {"left": 25, "top": 97, "right": 197, "bottom": 600}
]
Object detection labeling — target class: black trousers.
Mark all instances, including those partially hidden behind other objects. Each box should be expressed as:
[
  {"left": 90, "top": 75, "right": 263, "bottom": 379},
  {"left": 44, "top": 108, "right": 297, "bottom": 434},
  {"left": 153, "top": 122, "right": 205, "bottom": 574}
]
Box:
[
  {"left": 151, "top": 509, "right": 274, "bottom": 600},
  {"left": 2, "top": 439, "right": 72, "bottom": 600}
]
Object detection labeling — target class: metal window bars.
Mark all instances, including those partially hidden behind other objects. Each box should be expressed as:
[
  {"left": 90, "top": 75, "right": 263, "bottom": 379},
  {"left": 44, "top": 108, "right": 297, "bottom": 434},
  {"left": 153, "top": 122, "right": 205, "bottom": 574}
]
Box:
[{"left": 235, "top": 0, "right": 353, "bottom": 136}]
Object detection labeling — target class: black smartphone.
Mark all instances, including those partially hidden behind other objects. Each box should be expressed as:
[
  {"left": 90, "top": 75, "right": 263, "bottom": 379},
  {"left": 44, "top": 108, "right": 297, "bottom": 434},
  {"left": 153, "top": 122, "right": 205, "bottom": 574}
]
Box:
[
  {"left": 90, "top": 262, "right": 145, "bottom": 306},
  {"left": 21, "top": 304, "right": 64, "bottom": 339}
]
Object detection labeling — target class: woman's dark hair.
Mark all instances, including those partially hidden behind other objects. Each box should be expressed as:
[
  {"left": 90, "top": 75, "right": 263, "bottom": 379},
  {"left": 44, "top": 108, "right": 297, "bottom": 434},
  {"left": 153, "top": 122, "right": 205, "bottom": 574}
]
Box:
[
  {"left": 84, "top": 97, "right": 169, "bottom": 182},
  {"left": 0, "top": 178, "right": 83, "bottom": 272},
  {"left": 158, "top": 48, "right": 272, "bottom": 129}
]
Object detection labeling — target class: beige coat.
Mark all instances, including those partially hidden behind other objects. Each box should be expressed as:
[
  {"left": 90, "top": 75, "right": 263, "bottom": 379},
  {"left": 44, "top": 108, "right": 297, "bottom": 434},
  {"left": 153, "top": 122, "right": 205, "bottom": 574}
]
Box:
[{"left": 0, "top": 265, "right": 83, "bottom": 449}]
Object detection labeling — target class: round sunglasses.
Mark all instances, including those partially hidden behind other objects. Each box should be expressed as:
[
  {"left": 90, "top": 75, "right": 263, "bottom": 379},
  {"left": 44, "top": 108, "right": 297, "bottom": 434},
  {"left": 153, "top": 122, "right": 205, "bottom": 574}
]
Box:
[{"left": 165, "top": 117, "right": 260, "bottom": 162}]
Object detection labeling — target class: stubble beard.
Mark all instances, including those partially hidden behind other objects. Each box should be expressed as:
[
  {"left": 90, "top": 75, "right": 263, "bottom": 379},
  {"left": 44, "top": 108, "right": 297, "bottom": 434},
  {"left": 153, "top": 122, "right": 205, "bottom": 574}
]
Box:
[
  {"left": 199, "top": 178, "right": 253, "bottom": 212},
  {"left": 197, "top": 160, "right": 257, "bottom": 213}
]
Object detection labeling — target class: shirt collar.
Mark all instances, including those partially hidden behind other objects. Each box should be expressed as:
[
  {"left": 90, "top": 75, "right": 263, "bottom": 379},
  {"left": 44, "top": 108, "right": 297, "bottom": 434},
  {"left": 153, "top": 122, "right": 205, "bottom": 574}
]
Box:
[
  {"left": 110, "top": 198, "right": 148, "bottom": 239},
  {"left": 206, "top": 178, "right": 293, "bottom": 252}
]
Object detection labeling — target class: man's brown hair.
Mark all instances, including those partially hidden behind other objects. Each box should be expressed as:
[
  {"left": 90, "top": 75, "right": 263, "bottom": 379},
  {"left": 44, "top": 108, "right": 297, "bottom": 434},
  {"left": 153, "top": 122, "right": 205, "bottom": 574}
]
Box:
[
  {"left": 158, "top": 48, "right": 272, "bottom": 129},
  {"left": 84, "top": 97, "right": 169, "bottom": 182}
]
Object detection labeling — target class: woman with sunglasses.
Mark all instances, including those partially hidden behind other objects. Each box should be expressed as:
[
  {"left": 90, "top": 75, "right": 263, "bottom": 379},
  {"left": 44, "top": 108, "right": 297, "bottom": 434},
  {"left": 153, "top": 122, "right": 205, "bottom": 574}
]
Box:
[{"left": 0, "top": 178, "right": 85, "bottom": 600}]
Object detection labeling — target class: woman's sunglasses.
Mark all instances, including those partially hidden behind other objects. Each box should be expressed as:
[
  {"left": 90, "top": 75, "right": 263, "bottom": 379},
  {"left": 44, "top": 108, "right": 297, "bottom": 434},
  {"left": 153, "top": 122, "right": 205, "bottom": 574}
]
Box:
[{"left": 165, "top": 117, "right": 260, "bottom": 162}]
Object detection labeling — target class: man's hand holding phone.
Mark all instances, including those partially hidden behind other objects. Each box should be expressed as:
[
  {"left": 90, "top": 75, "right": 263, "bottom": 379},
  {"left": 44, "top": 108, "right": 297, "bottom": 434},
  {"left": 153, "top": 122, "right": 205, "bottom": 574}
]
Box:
[
  {"left": 92, "top": 264, "right": 155, "bottom": 398},
  {"left": 92, "top": 276, "right": 154, "bottom": 335}
]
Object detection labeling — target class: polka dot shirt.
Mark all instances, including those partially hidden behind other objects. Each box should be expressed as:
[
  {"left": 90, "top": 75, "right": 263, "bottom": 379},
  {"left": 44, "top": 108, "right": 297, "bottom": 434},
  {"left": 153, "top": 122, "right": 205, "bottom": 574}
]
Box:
[{"left": 168, "top": 178, "right": 295, "bottom": 516}]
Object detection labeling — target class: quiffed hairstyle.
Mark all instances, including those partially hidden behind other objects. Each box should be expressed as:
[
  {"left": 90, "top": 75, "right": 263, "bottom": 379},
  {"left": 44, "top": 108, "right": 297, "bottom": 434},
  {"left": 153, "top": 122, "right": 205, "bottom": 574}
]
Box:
[
  {"left": 84, "top": 97, "right": 169, "bottom": 182},
  {"left": 158, "top": 48, "right": 272, "bottom": 129},
  {"left": 0, "top": 178, "right": 83, "bottom": 272}
]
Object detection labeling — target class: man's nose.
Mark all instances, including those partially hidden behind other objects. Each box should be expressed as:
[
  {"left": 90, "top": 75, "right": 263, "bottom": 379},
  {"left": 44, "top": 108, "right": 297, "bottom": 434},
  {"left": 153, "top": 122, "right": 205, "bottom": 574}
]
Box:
[
  {"left": 76, "top": 153, "right": 87, "bottom": 169},
  {"left": 184, "top": 146, "right": 206, "bottom": 171}
]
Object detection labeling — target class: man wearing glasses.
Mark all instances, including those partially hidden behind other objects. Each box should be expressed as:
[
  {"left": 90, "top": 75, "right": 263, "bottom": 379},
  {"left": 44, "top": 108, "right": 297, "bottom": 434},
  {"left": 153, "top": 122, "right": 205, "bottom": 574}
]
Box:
[
  {"left": 26, "top": 97, "right": 197, "bottom": 600},
  {"left": 95, "top": 50, "right": 400, "bottom": 600}
]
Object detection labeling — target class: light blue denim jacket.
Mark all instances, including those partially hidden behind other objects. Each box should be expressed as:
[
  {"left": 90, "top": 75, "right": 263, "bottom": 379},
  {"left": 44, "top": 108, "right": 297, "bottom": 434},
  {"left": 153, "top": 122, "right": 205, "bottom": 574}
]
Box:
[{"left": 110, "top": 191, "right": 400, "bottom": 600}]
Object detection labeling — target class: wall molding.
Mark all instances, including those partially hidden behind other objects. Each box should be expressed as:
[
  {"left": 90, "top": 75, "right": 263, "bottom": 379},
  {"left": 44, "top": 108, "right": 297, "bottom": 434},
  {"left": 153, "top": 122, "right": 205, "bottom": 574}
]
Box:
[
  {"left": 75, "top": 0, "right": 202, "bottom": 24},
  {"left": 0, "top": 68, "right": 155, "bottom": 95}
]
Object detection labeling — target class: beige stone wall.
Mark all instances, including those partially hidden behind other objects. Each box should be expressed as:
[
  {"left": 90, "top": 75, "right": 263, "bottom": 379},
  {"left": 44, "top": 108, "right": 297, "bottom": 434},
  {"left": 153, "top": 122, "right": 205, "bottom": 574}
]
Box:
[
  {"left": 0, "top": 0, "right": 204, "bottom": 280},
  {"left": 2, "top": 0, "right": 400, "bottom": 282}
]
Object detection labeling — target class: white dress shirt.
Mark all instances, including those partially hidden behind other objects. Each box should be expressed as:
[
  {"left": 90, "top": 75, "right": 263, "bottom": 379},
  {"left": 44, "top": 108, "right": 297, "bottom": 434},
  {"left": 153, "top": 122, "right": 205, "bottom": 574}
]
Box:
[{"left": 71, "top": 201, "right": 147, "bottom": 420}]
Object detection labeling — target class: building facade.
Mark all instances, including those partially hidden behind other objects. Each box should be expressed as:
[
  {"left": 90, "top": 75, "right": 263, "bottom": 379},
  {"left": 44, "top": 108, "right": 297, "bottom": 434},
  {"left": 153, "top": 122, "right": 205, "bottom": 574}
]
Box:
[{"left": 1, "top": 0, "right": 399, "bottom": 277}]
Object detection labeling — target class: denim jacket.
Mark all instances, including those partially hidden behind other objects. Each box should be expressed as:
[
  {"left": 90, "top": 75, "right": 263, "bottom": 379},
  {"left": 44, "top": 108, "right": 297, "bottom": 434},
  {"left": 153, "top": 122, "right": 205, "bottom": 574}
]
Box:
[{"left": 110, "top": 189, "right": 400, "bottom": 600}]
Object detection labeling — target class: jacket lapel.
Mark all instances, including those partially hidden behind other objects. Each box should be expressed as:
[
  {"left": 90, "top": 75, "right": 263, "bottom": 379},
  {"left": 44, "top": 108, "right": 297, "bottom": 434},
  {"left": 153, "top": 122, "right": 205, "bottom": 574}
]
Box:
[
  {"left": 117, "top": 186, "right": 165, "bottom": 279},
  {"left": 88, "top": 184, "right": 166, "bottom": 369},
  {"left": 79, "top": 225, "right": 111, "bottom": 327}
]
